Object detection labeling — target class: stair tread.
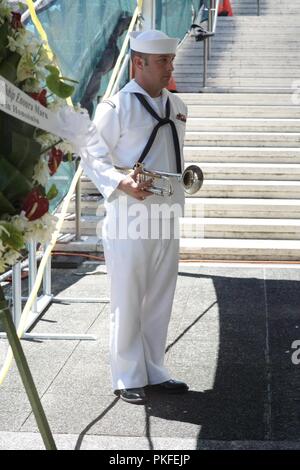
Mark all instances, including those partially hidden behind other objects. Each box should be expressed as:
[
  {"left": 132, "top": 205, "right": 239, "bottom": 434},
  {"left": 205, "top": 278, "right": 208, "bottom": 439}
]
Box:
[
  {"left": 180, "top": 238, "right": 300, "bottom": 248},
  {"left": 181, "top": 218, "right": 300, "bottom": 226}
]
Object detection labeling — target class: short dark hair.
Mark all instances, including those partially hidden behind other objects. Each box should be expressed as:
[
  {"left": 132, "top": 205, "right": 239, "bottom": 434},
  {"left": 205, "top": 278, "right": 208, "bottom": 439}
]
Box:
[{"left": 130, "top": 50, "right": 149, "bottom": 65}]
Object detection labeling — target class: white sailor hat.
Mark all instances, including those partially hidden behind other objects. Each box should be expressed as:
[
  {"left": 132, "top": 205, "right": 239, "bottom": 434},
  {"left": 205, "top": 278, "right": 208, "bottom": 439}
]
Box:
[{"left": 129, "top": 29, "right": 179, "bottom": 54}]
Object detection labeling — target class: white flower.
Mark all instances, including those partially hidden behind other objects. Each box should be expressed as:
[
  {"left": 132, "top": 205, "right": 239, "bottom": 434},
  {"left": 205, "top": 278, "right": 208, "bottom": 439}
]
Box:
[
  {"left": 0, "top": 259, "right": 6, "bottom": 274},
  {"left": 16, "top": 52, "right": 36, "bottom": 82},
  {"left": 24, "top": 213, "right": 58, "bottom": 244},
  {"left": 10, "top": 214, "right": 28, "bottom": 233},
  {"left": 57, "top": 141, "right": 73, "bottom": 155},
  {"left": 7, "top": 35, "right": 18, "bottom": 52},
  {"left": 32, "top": 158, "right": 50, "bottom": 186},
  {"left": 21, "top": 78, "right": 41, "bottom": 93},
  {"left": 3, "top": 249, "right": 21, "bottom": 268},
  {"left": 35, "top": 132, "right": 57, "bottom": 147}
]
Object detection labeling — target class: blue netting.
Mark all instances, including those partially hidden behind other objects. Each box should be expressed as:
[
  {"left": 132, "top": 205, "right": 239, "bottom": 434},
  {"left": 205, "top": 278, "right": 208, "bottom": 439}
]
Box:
[
  {"left": 47, "top": 160, "right": 76, "bottom": 213},
  {"left": 26, "top": 0, "right": 136, "bottom": 116},
  {"left": 26, "top": 0, "right": 204, "bottom": 116},
  {"left": 156, "top": 0, "right": 203, "bottom": 37}
]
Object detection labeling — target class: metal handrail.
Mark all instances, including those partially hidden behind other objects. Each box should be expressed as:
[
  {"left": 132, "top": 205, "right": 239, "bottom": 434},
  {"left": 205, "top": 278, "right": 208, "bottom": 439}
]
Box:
[{"left": 203, "top": 0, "right": 220, "bottom": 87}]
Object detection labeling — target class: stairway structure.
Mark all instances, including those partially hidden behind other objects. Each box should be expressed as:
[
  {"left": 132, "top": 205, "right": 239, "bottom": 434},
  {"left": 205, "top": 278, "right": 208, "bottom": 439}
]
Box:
[{"left": 57, "top": 0, "right": 300, "bottom": 261}]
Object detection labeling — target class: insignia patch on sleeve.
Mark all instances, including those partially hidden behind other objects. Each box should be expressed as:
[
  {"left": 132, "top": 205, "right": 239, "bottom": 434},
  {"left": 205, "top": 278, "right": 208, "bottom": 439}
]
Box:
[{"left": 176, "top": 113, "right": 187, "bottom": 123}]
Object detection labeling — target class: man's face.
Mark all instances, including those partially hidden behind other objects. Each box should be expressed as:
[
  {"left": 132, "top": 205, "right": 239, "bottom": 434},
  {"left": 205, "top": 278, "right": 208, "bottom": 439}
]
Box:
[{"left": 141, "top": 53, "right": 175, "bottom": 89}]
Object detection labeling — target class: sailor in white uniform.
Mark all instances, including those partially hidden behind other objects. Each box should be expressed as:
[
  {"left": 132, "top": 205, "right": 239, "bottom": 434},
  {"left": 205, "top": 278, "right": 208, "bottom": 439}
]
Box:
[{"left": 80, "top": 30, "right": 189, "bottom": 404}]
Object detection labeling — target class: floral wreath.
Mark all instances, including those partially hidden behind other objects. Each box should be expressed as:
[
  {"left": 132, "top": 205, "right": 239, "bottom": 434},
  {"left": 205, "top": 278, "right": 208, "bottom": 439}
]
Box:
[{"left": 0, "top": 0, "right": 77, "bottom": 275}]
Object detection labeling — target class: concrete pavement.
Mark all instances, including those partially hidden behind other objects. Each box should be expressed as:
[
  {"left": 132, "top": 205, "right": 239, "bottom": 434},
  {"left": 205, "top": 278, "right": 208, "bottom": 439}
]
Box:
[{"left": 1, "top": 261, "right": 300, "bottom": 450}]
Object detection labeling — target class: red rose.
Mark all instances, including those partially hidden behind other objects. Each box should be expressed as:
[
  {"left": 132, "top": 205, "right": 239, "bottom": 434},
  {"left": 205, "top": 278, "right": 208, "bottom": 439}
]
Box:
[
  {"left": 29, "top": 89, "right": 47, "bottom": 108},
  {"left": 22, "top": 187, "right": 49, "bottom": 221},
  {"left": 11, "top": 12, "right": 23, "bottom": 30},
  {"left": 48, "top": 148, "right": 63, "bottom": 176}
]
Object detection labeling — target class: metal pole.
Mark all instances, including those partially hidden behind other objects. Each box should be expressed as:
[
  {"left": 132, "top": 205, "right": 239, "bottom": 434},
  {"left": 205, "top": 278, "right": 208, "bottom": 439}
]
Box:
[
  {"left": 257, "top": 0, "right": 260, "bottom": 16},
  {"left": 203, "top": 38, "right": 208, "bottom": 87},
  {"left": 43, "top": 245, "right": 52, "bottom": 297},
  {"left": 0, "top": 299, "right": 57, "bottom": 450},
  {"left": 12, "top": 262, "right": 22, "bottom": 327},
  {"left": 28, "top": 240, "right": 38, "bottom": 314},
  {"left": 208, "top": 1, "right": 213, "bottom": 60},
  {"left": 75, "top": 157, "right": 82, "bottom": 241}
]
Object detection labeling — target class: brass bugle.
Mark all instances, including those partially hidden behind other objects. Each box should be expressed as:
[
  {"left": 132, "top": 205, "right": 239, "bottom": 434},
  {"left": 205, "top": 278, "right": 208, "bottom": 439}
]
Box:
[{"left": 115, "top": 163, "right": 204, "bottom": 197}]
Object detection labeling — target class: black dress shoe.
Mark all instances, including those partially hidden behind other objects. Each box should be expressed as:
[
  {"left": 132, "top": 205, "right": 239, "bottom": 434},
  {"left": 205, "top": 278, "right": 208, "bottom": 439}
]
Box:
[
  {"left": 115, "top": 387, "right": 147, "bottom": 404},
  {"left": 151, "top": 379, "right": 189, "bottom": 394}
]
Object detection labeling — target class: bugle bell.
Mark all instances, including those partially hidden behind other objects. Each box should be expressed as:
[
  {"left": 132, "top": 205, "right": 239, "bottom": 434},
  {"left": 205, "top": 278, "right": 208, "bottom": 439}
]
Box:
[{"left": 115, "top": 163, "right": 204, "bottom": 197}]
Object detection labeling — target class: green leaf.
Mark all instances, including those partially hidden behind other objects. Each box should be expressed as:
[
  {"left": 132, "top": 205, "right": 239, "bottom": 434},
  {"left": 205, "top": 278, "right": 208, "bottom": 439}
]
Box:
[
  {"left": 45, "top": 65, "right": 60, "bottom": 77},
  {"left": 0, "top": 158, "right": 32, "bottom": 204},
  {"left": 0, "top": 191, "right": 17, "bottom": 216},
  {"left": 60, "top": 77, "right": 79, "bottom": 84},
  {"left": 0, "top": 222, "right": 24, "bottom": 250},
  {"left": 0, "top": 52, "right": 21, "bottom": 83},
  {"left": 9, "top": 131, "right": 41, "bottom": 176},
  {"left": 0, "top": 21, "right": 9, "bottom": 53},
  {"left": 46, "top": 75, "right": 74, "bottom": 99},
  {"left": 46, "top": 184, "right": 58, "bottom": 201}
]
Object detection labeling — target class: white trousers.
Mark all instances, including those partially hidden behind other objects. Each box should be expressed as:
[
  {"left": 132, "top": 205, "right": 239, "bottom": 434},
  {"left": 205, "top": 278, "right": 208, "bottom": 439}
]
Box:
[{"left": 103, "top": 217, "right": 179, "bottom": 391}]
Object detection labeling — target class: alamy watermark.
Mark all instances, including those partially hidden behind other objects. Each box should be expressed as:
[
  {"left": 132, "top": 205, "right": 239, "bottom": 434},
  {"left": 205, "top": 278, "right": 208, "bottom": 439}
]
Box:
[
  {"left": 95, "top": 196, "right": 205, "bottom": 240},
  {"left": 291, "top": 340, "right": 300, "bottom": 365}
]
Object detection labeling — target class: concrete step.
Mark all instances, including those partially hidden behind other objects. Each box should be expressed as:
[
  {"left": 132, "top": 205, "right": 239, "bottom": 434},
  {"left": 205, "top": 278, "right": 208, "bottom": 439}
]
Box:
[
  {"left": 184, "top": 131, "right": 300, "bottom": 147},
  {"left": 69, "top": 197, "right": 300, "bottom": 220},
  {"left": 199, "top": 162, "right": 300, "bottom": 180},
  {"left": 61, "top": 215, "right": 103, "bottom": 237},
  {"left": 181, "top": 217, "right": 300, "bottom": 240},
  {"left": 55, "top": 235, "right": 300, "bottom": 261},
  {"left": 216, "top": 16, "right": 300, "bottom": 22},
  {"left": 175, "top": 59, "right": 300, "bottom": 66},
  {"left": 55, "top": 235, "right": 103, "bottom": 253},
  {"left": 181, "top": 42, "right": 300, "bottom": 49},
  {"left": 177, "top": 85, "right": 296, "bottom": 93},
  {"left": 186, "top": 105, "right": 300, "bottom": 118},
  {"left": 229, "top": 0, "right": 300, "bottom": 3},
  {"left": 179, "top": 238, "right": 300, "bottom": 261},
  {"left": 176, "top": 78, "right": 298, "bottom": 87},
  {"left": 185, "top": 198, "right": 300, "bottom": 219},
  {"left": 61, "top": 215, "right": 300, "bottom": 241},
  {"left": 184, "top": 146, "right": 300, "bottom": 163},
  {"left": 80, "top": 179, "right": 300, "bottom": 199},
  {"left": 176, "top": 64, "right": 300, "bottom": 72},
  {"left": 182, "top": 87, "right": 297, "bottom": 94},
  {"left": 178, "top": 93, "right": 297, "bottom": 105},
  {"left": 178, "top": 50, "right": 300, "bottom": 57},
  {"left": 186, "top": 118, "right": 300, "bottom": 132},
  {"left": 175, "top": 68, "right": 300, "bottom": 78},
  {"left": 180, "top": 42, "right": 300, "bottom": 50},
  {"left": 192, "top": 180, "right": 300, "bottom": 199}
]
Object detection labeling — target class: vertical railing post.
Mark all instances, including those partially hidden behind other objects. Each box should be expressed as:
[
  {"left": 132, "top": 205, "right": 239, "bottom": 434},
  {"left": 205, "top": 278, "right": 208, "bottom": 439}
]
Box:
[
  {"left": 208, "top": 2, "right": 212, "bottom": 59},
  {"left": 257, "top": 0, "right": 260, "bottom": 16},
  {"left": 203, "top": 38, "right": 208, "bottom": 87},
  {"left": 28, "top": 240, "right": 37, "bottom": 314},
  {"left": 75, "top": 157, "right": 82, "bottom": 241},
  {"left": 43, "top": 245, "right": 51, "bottom": 297},
  {"left": 12, "top": 262, "right": 22, "bottom": 326}
]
